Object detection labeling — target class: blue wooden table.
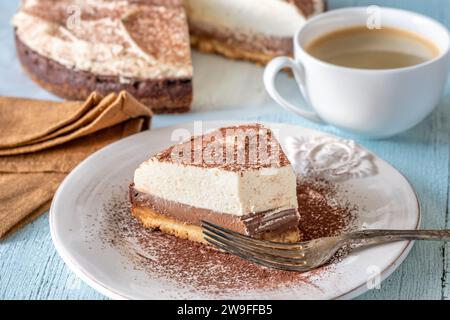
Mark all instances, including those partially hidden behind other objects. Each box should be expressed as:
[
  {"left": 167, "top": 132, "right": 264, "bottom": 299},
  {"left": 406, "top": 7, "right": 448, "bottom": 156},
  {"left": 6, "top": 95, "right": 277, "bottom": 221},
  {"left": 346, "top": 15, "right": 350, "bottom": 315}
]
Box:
[{"left": 1, "top": 0, "right": 449, "bottom": 300}]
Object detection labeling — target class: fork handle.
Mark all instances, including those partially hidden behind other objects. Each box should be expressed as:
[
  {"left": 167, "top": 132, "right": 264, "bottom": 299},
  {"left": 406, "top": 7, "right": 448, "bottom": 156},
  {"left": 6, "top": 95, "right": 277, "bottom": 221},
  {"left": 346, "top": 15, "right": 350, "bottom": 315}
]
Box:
[{"left": 346, "top": 229, "right": 450, "bottom": 247}]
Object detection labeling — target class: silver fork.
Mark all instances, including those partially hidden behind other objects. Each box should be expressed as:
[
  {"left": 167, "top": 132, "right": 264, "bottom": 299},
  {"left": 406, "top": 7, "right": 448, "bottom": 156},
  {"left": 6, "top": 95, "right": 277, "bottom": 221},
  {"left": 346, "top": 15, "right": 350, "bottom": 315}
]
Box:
[{"left": 201, "top": 220, "right": 450, "bottom": 272}]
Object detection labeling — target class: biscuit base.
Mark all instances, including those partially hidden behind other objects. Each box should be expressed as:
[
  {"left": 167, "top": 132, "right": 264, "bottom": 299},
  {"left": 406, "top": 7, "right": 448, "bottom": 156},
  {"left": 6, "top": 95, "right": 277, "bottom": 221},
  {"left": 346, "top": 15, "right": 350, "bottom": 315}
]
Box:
[
  {"left": 131, "top": 205, "right": 301, "bottom": 245},
  {"left": 190, "top": 35, "right": 276, "bottom": 66}
]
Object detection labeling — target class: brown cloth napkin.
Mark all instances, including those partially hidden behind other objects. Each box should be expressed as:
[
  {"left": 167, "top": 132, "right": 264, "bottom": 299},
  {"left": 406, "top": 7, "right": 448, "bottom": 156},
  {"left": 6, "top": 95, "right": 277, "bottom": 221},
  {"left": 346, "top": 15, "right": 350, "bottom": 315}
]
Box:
[{"left": 0, "top": 91, "right": 152, "bottom": 239}]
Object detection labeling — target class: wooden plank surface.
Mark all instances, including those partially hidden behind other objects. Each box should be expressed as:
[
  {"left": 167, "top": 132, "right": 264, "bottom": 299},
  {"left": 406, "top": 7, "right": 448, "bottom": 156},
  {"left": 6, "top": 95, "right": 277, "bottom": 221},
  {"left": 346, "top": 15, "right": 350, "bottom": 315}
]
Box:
[{"left": 1, "top": 0, "right": 449, "bottom": 300}]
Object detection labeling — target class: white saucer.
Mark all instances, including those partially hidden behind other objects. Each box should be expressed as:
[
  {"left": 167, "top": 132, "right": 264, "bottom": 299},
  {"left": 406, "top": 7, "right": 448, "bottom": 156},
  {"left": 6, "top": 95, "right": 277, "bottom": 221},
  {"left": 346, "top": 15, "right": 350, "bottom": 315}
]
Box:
[{"left": 49, "top": 121, "right": 420, "bottom": 300}]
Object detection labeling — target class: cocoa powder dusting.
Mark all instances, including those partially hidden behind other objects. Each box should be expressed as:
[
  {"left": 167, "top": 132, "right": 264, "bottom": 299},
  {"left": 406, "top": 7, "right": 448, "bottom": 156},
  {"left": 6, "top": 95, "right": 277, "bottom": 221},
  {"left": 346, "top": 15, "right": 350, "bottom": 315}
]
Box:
[
  {"left": 99, "top": 178, "right": 359, "bottom": 296},
  {"left": 297, "top": 179, "right": 357, "bottom": 241}
]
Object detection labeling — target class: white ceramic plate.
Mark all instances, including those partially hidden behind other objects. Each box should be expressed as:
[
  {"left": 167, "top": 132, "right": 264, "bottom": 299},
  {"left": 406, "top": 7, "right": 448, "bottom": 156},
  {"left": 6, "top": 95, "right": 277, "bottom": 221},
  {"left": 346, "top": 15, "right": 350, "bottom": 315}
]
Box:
[{"left": 49, "top": 121, "right": 420, "bottom": 300}]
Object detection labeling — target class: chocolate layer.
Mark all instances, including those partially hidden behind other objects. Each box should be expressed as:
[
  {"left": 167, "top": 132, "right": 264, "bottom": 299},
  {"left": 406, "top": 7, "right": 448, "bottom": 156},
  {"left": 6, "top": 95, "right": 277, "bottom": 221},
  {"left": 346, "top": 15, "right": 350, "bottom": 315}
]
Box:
[
  {"left": 129, "top": 184, "right": 300, "bottom": 236},
  {"left": 189, "top": 22, "right": 293, "bottom": 64},
  {"left": 15, "top": 34, "right": 192, "bottom": 113}
]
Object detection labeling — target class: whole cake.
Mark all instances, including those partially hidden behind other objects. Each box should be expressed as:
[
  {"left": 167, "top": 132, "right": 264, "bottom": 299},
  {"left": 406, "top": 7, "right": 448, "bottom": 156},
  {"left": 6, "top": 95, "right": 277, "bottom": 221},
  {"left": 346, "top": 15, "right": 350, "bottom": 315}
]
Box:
[
  {"left": 13, "top": 0, "right": 193, "bottom": 113},
  {"left": 130, "top": 124, "right": 301, "bottom": 244},
  {"left": 13, "top": 0, "right": 323, "bottom": 112}
]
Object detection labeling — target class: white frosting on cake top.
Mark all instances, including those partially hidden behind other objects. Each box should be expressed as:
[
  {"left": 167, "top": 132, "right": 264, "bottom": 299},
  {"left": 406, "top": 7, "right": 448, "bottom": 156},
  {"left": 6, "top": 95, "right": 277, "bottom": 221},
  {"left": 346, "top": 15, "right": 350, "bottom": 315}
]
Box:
[{"left": 12, "top": 1, "right": 192, "bottom": 79}]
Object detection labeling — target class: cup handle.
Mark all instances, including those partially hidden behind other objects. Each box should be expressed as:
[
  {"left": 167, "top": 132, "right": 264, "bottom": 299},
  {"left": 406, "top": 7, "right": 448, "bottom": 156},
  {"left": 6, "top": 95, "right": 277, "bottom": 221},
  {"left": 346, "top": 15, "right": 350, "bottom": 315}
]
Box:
[{"left": 264, "top": 56, "right": 322, "bottom": 123}]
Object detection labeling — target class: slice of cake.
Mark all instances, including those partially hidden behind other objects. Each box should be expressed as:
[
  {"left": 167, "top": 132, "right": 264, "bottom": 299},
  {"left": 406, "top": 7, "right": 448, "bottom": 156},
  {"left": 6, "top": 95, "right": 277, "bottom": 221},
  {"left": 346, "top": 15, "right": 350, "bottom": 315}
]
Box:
[
  {"left": 185, "top": 0, "right": 325, "bottom": 64},
  {"left": 13, "top": 0, "right": 193, "bottom": 113},
  {"left": 130, "top": 124, "right": 300, "bottom": 244}
]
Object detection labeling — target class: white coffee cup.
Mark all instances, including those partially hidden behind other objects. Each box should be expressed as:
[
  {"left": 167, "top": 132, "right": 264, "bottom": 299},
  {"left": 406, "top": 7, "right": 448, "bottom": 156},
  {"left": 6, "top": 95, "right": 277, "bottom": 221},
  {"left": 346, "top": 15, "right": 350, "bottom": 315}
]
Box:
[{"left": 263, "top": 7, "right": 450, "bottom": 138}]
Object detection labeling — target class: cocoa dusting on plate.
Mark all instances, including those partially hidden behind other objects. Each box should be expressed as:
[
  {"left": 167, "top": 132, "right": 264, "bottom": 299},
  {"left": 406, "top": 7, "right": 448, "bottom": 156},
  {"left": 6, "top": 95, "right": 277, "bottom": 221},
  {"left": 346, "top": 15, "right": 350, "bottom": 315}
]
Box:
[
  {"left": 297, "top": 179, "right": 357, "bottom": 241},
  {"left": 100, "top": 178, "right": 358, "bottom": 295}
]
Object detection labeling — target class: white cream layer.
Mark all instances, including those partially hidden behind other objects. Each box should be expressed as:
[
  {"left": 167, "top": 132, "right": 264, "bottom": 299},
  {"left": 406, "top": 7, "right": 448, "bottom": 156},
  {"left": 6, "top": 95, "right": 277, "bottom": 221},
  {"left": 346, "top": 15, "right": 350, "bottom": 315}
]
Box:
[
  {"left": 12, "top": 11, "right": 192, "bottom": 79},
  {"left": 134, "top": 159, "right": 298, "bottom": 216},
  {"left": 185, "top": 0, "right": 321, "bottom": 37}
]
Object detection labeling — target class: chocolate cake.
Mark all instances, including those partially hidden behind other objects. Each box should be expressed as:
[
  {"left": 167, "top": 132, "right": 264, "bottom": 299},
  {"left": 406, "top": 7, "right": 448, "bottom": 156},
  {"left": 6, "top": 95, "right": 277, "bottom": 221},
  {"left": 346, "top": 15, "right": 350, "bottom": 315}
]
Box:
[{"left": 13, "top": 0, "right": 193, "bottom": 113}]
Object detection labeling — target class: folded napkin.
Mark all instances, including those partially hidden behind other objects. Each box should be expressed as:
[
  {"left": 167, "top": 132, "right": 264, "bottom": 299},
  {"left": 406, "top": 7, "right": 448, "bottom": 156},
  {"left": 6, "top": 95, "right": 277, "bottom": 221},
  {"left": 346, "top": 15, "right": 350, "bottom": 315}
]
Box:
[{"left": 0, "top": 91, "right": 152, "bottom": 239}]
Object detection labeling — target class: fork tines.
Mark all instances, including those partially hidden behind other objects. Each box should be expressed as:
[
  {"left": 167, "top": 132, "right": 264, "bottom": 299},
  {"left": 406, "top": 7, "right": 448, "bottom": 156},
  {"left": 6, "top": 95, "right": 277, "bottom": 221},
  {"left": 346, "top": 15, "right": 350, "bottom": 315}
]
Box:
[{"left": 201, "top": 220, "right": 309, "bottom": 272}]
